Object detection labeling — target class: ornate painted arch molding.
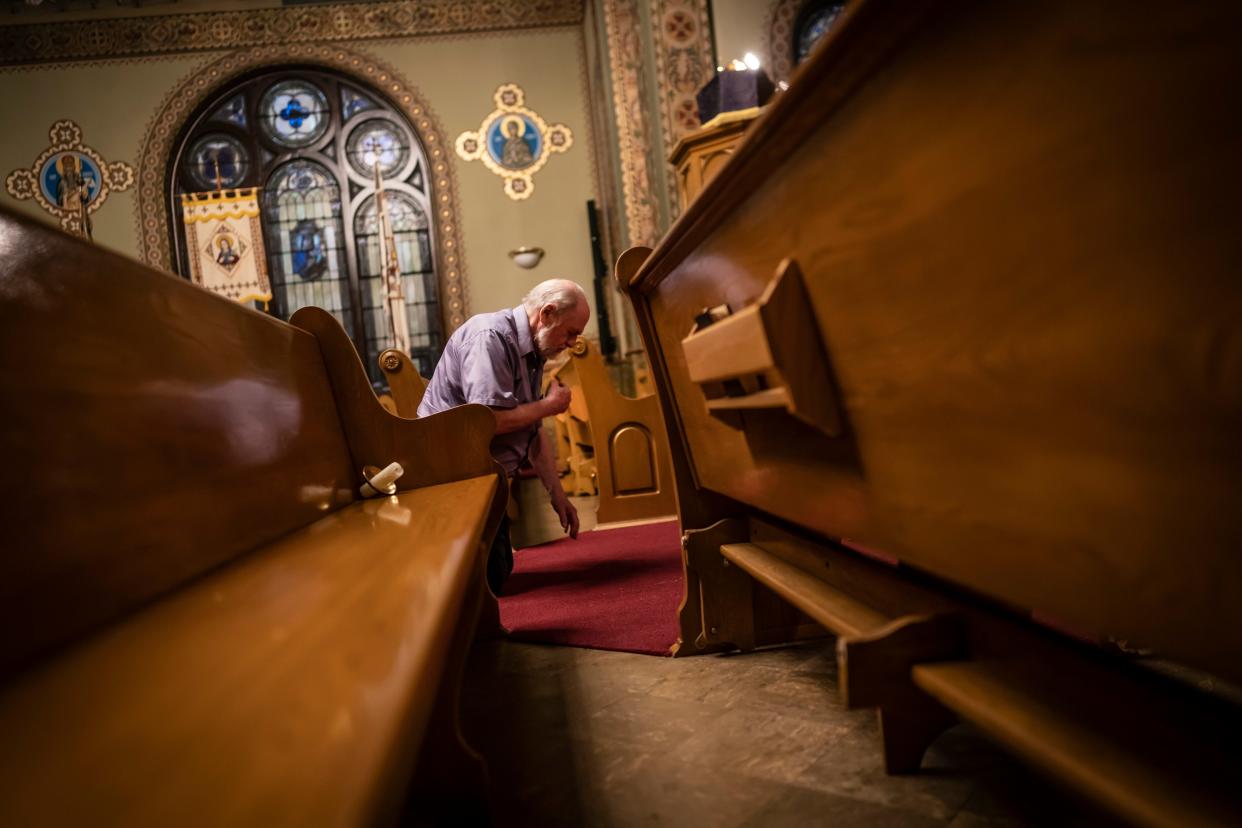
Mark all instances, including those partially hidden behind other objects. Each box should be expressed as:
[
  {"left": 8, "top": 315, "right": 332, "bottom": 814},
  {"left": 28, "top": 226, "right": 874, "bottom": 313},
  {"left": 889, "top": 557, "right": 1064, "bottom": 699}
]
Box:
[
  {"left": 134, "top": 44, "right": 470, "bottom": 330},
  {"left": 763, "top": 0, "right": 803, "bottom": 85}
]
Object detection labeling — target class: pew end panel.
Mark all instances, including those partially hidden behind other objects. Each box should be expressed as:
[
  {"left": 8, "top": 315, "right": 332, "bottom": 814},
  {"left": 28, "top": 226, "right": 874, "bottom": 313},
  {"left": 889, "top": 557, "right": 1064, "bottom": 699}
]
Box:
[
  {"left": 563, "top": 338, "right": 678, "bottom": 525},
  {"left": 292, "top": 306, "right": 506, "bottom": 495},
  {"left": 293, "top": 305, "right": 510, "bottom": 625}
]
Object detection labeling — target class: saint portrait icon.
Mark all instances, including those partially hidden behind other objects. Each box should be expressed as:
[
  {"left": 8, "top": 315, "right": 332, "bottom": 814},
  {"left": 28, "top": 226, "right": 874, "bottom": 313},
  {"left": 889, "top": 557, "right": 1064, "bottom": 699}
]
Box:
[
  {"left": 216, "top": 235, "right": 240, "bottom": 268},
  {"left": 203, "top": 226, "right": 248, "bottom": 276},
  {"left": 488, "top": 115, "right": 540, "bottom": 171}
]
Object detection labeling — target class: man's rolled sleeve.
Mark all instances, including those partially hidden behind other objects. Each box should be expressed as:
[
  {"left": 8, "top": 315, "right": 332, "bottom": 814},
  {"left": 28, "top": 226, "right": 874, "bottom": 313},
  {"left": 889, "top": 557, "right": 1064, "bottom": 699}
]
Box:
[{"left": 460, "top": 330, "right": 519, "bottom": 409}]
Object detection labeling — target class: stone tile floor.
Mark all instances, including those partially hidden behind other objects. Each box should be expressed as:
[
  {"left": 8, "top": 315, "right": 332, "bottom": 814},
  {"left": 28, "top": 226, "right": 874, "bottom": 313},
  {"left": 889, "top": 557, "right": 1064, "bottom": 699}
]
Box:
[{"left": 461, "top": 640, "right": 1123, "bottom": 827}]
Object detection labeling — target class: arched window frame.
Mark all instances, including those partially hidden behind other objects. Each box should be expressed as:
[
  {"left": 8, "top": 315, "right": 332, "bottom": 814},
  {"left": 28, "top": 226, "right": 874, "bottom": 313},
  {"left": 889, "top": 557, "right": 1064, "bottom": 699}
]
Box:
[
  {"left": 164, "top": 63, "right": 446, "bottom": 381},
  {"left": 792, "top": 1, "right": 848, "bottom": 68}
]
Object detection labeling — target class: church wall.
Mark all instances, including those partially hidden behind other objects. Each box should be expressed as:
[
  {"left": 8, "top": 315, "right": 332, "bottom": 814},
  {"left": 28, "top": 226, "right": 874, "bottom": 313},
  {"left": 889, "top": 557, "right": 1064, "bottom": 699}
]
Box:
[
  {"left": 710, "top": 0, "right": 771, "bottom": 70},
  {"left": 0, "top": 24, "right": 600, "bottom": 334},
  {"left": 371, "top": 28, "right": 599, "bottom": 326},
  {"left": 0, "top": 56, "right": 203, "bottom": 251}
]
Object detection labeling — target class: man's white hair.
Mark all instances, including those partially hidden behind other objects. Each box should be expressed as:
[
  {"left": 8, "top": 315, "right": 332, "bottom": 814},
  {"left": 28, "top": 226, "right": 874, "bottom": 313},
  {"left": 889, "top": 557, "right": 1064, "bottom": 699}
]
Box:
[{"left": 522, "top": 278, "right": 586, "bottom": 318}]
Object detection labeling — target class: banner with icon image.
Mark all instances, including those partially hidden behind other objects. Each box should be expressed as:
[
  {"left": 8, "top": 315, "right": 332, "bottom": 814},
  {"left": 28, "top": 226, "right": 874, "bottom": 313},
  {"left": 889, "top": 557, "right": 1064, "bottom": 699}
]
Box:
[{"left": 181, "top": 187, "right": 272, "bottom": 306}]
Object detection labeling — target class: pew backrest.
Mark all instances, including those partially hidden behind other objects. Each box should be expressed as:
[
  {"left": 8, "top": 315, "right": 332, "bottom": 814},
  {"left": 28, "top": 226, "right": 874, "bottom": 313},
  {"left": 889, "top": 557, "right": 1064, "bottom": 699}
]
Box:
[{"left": 0, "top": 212, "right": 358, "bottom": 675}]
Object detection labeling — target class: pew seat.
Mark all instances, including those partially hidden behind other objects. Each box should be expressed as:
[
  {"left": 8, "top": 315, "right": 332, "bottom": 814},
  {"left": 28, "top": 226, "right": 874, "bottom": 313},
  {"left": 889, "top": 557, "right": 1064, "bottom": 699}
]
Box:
[{"left": 0, "top": 477, "right": 497, "bottom": 827}]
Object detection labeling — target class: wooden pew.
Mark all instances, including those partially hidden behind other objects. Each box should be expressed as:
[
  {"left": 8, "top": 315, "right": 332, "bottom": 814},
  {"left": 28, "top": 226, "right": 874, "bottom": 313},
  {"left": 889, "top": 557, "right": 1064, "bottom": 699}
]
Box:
[
  {"left": 616, "top": 0, "right": 1242, "bottom": 824},
  {"left": 548, "top": 339, "right": 677, "bottom": 524},
  {"left": 545, "top": 352, "right": 597, "bottom": 498},
  {"left": 0, "top": 207, "right": 507, "bottom": 826}
]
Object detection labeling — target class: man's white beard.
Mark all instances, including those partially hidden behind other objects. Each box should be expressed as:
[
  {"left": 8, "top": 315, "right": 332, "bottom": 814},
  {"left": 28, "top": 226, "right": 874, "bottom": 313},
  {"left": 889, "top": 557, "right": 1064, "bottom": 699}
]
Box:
[{"left": 535, "top": 325, "right": 560, "bottom": 358}]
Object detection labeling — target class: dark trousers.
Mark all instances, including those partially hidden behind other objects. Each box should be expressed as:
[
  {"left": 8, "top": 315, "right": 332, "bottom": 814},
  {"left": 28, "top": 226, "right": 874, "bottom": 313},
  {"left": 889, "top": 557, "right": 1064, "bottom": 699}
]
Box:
[{"left": 487, "top": 515, "right": 513, "bottom": 596}]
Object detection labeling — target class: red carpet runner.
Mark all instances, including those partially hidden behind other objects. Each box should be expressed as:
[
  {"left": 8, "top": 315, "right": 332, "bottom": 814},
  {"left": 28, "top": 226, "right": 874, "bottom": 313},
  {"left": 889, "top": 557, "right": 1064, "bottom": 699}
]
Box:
[{"left": 498, "top": 519, "right": 682, "bottom": 656}]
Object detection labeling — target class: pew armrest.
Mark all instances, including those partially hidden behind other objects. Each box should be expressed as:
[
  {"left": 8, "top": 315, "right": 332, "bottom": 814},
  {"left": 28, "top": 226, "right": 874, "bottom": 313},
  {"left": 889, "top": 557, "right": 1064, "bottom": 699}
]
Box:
[{"left": 291, "top": 307, "right": 503, "bottom": 490}]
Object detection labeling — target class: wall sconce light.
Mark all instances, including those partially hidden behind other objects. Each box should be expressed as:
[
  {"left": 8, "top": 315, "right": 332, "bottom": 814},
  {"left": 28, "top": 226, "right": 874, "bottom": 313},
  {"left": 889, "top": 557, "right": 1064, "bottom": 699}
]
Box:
[{"left": 509, "top": 246, "right": 545, "bottom": 269}]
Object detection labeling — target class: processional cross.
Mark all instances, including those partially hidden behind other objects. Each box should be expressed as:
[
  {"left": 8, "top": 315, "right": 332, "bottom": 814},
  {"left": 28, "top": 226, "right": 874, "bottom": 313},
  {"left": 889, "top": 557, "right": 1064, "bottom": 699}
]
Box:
[{"left": 374, "top": 161, "right": 412, "bottom": 356}]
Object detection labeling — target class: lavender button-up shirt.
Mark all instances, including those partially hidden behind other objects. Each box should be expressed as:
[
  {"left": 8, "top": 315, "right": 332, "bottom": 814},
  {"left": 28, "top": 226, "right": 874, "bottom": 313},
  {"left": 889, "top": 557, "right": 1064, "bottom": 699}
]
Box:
[{"left": 416, "top": 304, "right": 544, "bottom": 475}]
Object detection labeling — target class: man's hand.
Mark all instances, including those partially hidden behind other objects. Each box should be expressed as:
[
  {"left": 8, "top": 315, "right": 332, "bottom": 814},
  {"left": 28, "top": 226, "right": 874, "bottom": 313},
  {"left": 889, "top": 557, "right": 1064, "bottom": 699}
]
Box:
[
  {"left": 544, "top": 380, "right": 572, "bottom": 416},
  {"left": 550, "top": 487, "right": 580, "bottom": 539}
]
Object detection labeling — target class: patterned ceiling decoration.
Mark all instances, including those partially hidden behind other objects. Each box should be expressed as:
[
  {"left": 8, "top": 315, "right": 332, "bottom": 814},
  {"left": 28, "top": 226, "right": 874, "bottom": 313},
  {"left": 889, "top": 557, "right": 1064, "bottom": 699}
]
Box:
[
  {"left": 134, "top": 44, "right": 472, "bottom": 331},
  {"left": 602, "top": 0, "right": 660, "bottom": 248},
  {"left": 0, "top": 0, "right": 582, "bottom": 68},
  {"left": 648, "top": 0, "right": 714, "bottom": 220},
  {"left": 454, "top": 83, "right": 573, "bottom": 201},
  {"left": 5, "top": 120, "right": 134, "bottom": 237}
]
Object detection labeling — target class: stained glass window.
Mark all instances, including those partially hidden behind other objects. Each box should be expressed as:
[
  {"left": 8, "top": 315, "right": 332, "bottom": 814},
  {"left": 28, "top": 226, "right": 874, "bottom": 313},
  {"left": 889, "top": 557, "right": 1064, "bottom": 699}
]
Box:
[
  {"left": 259, "top": 80, "right": 330, "bottom": 148},
  {"left": 171, "top": 69, "right": 443, "bottom": 388},
  {"left": 353, "top": 191, "right": 439, "bottom": 378},
  {"left": 186, "top": 134, "right": 249, "bottom": 190},
  {"left": 263, "top": 160, "right": 353, "bottom": 335},
  {"left": 795, "top": 2, "right": 847, "bottom": 65}
]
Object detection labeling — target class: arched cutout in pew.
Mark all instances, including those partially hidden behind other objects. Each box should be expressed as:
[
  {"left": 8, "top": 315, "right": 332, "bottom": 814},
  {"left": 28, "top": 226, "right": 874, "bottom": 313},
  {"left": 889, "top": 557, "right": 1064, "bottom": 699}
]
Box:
[{"left": 0, "top": 206, "right": 508, "bottom": 825}]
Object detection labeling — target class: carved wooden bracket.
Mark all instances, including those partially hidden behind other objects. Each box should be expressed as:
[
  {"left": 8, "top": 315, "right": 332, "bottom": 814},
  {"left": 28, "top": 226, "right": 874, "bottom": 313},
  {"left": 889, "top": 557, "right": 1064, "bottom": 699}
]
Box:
[
  {"left": 680, "top": 258, "right": 843, "bottom": 437},
  {"left": 838, "top": 614, "right": 966, "bottom": 773}
]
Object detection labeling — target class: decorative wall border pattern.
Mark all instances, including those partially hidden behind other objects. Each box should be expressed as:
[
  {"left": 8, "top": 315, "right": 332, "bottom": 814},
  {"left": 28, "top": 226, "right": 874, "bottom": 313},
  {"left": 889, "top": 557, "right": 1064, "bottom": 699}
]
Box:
[
  {"left": 134, "top": 44, "right": 471, "bottom": 330},
  {"left": 648, "top": 0, "right": 714, "bottom": 221},
  {"left": 602, "top": 0, "right": 659, "bottom": 247},
  {"left": 0, "top": 0, "right": 582, "bottom": 68},
  {"left": 763, "top": 0, "right": 803, "bottom": 85}
]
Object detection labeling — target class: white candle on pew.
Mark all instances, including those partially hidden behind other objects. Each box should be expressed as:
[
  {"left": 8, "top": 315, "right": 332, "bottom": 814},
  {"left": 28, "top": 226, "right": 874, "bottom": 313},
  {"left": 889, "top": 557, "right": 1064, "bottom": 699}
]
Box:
[{"left": 360, "top": 461, "right": 404, "bottom": 497}]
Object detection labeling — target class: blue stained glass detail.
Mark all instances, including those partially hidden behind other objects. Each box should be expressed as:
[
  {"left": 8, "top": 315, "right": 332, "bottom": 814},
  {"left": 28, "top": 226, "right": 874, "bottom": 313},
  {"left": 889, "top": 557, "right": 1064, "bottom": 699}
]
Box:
[
  {"left": 262, "top": 158, "right": 352, "bottom": 335},
  {"left": 341, "top": 86, "right": 376, "bottom": 120},
  {"left": 796, "top": 3, "right": 846, "bottom": 64},
  {"left": 280, "top": 98, "right": 310, "bottom": 129},
  {"left": 290, "top": 219, "right": 328, "bottom": 280},
  {"left": 209, "top": 94, "right": 247, "bottom": 127},
  {"left": 259, "top": 81, "right": 329, "bottom": 148},
  {"left": 188, "top": 134, "right": 249, "bottom": 190}
]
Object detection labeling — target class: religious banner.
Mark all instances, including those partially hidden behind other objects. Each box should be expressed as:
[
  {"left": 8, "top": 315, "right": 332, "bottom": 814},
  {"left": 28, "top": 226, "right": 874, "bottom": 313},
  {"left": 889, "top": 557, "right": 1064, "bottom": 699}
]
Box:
[{"left": 180, "top": 188, "right": 272, "bottom": 306}]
